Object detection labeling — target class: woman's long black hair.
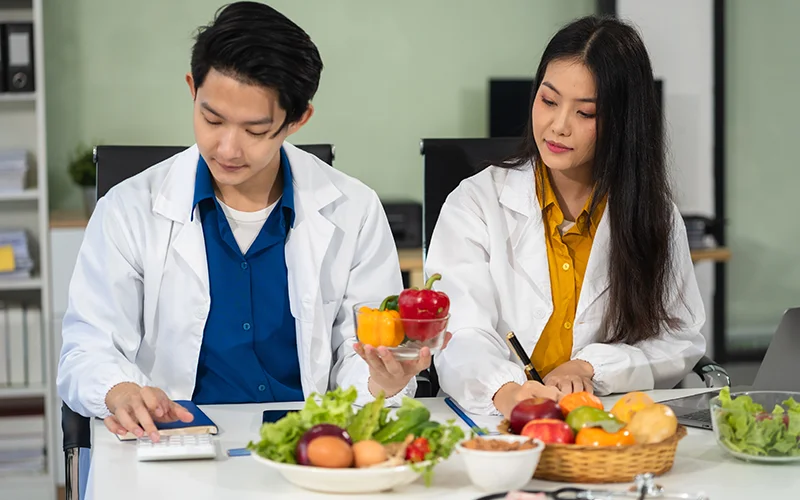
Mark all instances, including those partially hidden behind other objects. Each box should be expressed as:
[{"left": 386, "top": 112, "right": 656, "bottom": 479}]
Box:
[{"left": 504, "top": 15, "right": 680, "bottom": 344}]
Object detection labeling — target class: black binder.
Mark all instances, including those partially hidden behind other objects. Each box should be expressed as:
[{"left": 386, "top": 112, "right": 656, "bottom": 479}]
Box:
[
  {"left": 2, "top": 23, "right": 34, "bottom": 92},
  {"left": 0, "top": 24, "right": 6, "bottom": 92}
]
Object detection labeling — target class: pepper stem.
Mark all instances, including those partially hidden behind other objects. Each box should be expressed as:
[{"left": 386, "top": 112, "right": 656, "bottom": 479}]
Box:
[
  {"left": 424, "top": 274, "right": 442, "bottom": 290},
  {"left": 379, "top": 295, "right": 396, "bottom": 311}
]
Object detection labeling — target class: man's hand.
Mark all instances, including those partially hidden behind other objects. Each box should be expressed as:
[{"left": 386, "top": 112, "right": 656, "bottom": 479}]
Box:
[
  {"left": 354, "top": 332, "right": 452, "bottom": 398},
  {"left": 103, "top": 382, "right": 194, "bottom": 442},
  {"left": 543, "top": 359, "right": 594, "bottom": 394},
  {"left": 492, "top": 381, "right": 564, "bottom": 419}
]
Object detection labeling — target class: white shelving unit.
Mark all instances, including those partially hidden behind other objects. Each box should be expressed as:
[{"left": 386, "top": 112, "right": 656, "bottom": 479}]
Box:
[{"left": 0, "top": 0, "right": 56, "bottom": 499}]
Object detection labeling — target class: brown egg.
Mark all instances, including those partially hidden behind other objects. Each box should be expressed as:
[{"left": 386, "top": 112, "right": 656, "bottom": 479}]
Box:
[
  {"left": 352, "top": 440, "right": 388, "bottom": 468},
  {"left": 307, "top": 436, "right": 354, "bottom": 468}
]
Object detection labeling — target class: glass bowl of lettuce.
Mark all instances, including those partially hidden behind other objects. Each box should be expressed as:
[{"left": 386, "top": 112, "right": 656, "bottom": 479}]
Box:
[{"left": 710, "top": 387, "right": 800, "bottom": 462}]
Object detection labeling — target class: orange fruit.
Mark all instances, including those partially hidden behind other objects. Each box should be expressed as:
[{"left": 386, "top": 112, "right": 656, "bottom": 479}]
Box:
[
  {"left": 610, "top": 392, "right": 655, "bottom": 423},
  {"left": 575, "top": 427, "right": 636, "bottom": 447},
  {"left": 559, "top": 391, "right": 604, "bottom": 417}
]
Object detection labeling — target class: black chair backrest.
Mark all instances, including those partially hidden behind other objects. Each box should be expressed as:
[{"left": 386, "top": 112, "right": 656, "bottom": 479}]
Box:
[
  {"left": 419, "top": 137, "right": 522, "bottom": 397},
  {"left": 421, "top": 138, "right": 522, "bottom": 253},
  {"left": 94, "top": 143, "right": 335, "bottom": 199}
]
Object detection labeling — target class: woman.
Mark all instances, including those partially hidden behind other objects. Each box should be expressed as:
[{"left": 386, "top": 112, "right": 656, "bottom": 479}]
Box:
[{"left": 425, "top": 15, "right": 706, "bottom": 418}]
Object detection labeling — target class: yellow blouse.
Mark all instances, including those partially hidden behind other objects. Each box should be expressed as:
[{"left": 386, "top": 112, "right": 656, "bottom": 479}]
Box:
[{"left": 531, "top": 167, "right": 606, "bottom": 377}]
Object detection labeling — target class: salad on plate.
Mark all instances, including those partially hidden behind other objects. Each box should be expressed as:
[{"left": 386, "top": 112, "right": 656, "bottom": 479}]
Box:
[{"left": 246, "top": 386, "right": 465, "bottom": 486}]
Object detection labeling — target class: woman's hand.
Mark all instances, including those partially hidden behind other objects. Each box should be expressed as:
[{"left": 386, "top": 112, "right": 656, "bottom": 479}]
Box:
[
  {"left": 354, "top": 332, "right": 452, "bottom": 398},
  {"left": 543, "top": 359, "right": 594, "bottom": 394},
  {"left": 492, "top": 381, "right": 564, "bottom": 419}
]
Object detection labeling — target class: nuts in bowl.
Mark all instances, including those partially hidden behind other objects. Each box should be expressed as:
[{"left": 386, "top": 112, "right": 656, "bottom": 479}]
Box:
[{"left": 456, "top": 435, "right": 544, "bottom": 492}]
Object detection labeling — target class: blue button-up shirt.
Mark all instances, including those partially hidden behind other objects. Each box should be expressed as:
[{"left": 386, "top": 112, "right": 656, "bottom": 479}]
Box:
[{"left": 191, "top": 148, "right": 303, "bottom": 404}]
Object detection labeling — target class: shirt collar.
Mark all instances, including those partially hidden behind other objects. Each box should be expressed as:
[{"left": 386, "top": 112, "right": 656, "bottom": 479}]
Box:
[
  {"left": 536, "top": 162, "right": 605, "bottom": 234},
  {"left": 191, "top": 147, "right": 295, "bottom": 229}
]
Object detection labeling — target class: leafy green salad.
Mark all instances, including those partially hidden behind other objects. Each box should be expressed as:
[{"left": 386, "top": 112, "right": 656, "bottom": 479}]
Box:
[
  {"left": 247, "top": 386, "right": 465, "bottom": 485},
  {"left": 714, "top": 386, "right": 800, "bottom": 457}
]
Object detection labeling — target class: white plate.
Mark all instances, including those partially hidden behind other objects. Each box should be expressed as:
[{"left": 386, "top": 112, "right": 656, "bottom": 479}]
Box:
[{"left": 251, "top": 453, "right": 428, "bottom": 493}]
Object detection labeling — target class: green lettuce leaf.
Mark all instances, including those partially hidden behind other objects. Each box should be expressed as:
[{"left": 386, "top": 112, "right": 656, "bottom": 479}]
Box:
[
  {"left": 715, "top": 387, "right": 800, "bottom": 457},
  {"left": 246, "top": 386, "right": 358, "bottom": 463}
]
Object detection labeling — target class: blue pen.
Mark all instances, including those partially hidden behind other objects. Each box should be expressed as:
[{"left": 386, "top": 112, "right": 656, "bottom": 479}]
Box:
[{"left": 444, "top": 397, "right": 488, "bottom": 436}]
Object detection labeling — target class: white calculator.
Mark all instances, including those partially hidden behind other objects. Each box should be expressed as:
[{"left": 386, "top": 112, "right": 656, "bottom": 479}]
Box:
[{"left": 136, "top": 434, "right": 217, "bottom": 462}]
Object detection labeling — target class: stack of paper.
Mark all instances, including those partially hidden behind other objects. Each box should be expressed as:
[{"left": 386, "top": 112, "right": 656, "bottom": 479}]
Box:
[
  {"left": 0, "top": 414, "right": 46, "bottom": 476},
  {"left": 0, "top": 230, "right": 33, "bottom": 280},
  {"left": 0, "top": 149, "right": 29, "bottom": 193}
]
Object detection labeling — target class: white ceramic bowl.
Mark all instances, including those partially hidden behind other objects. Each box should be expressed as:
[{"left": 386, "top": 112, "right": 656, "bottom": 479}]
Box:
[
  {"left": 251, "top": 453, "right": 431, "bottom": 494},
  {"left": 456, "top": 435, "right": 544, "bottom": 492}
]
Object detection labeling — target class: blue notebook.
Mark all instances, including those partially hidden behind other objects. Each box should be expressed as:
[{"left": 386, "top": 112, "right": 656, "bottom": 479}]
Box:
[{"left": 117, "top": 400, "right": 218, "bottom": 441}]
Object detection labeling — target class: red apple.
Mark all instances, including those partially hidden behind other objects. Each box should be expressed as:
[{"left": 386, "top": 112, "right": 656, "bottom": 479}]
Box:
[
  {"left": 521, "top": 419, "right": 575, "bottom": 445},
  {"left": 509, "top": 397, "right": 563, "bottom": 434}
]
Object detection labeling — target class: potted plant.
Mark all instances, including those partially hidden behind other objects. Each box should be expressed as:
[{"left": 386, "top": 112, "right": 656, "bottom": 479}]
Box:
[{"left": 67, "top": 144, "right": 96, "bottom": 217}]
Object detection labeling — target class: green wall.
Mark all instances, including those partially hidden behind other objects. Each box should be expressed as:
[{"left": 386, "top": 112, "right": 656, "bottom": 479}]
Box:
[
  {"left": 43, "top": 0, "right": 593, "bottom": 211},
  {"left": 726, "top": 0, "right": 800, "bottom": 342}
]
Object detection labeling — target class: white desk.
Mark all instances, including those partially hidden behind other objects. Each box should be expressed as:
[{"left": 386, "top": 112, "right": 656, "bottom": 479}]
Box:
[{"left": 87, "top": 389, "right": 795, "bottom": 499}]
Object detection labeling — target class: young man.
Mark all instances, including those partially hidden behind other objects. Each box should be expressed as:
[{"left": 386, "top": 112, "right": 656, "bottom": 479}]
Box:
[{"left": 57, "top": 2, "right": 431, "bottom": 442}]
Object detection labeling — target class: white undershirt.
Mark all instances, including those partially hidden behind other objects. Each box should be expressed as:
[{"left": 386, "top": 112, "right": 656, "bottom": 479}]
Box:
[{"left": 216, "top": 197, "right": 279, "bottom": 254}]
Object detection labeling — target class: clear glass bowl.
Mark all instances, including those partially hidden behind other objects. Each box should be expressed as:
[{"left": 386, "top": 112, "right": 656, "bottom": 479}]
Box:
[
  {"left": 353, "top": 301, "right": 449, "bottom": 360},
  {"left": 709, "top": 390, "right": 800, "bottom": 463}
]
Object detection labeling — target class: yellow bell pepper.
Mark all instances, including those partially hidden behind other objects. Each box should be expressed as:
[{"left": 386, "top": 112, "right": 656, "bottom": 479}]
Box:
[{"left": 356, "top": 302, "right": 405, "bottom": 348}]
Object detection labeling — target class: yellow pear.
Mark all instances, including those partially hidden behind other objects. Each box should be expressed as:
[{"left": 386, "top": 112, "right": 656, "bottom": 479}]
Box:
[
  {"left": 610, "top": 391, "right": 655, "bottom": 423},
  {"left": 626, "top": 403, "right": 678, "bottom": 444}
]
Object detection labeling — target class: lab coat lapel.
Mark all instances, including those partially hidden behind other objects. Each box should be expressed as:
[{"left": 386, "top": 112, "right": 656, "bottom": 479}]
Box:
[
  {"left": 576, "top": 204, "right": 611, "bottom": 319},
  {"left": 499, "top": 166, "right": 552, "bottom": 306},
  {"left": 152, "top": 145, "right": 211, "bottom": 296},
  {"left": 283, "top": 143, "right": 341, "bottom": 396}
]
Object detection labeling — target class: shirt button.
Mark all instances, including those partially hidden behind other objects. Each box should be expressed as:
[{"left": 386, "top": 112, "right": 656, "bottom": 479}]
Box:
[
  {"left": 241, "top": 262, "right": 249, "bottom": 270},
  {"left": 534, "top": 309, "right": 545, "bottom": 319},
  {"left": 243, "top": 322, "right": 251, "bottom": 331},
  {"left": 195, "top": 307, "right": 207, "bottom": 320},
  {"left": 564, "top": 321, "right": 572, "bottom": 330},
  {"left": 258, "top": 384, "right": 266, "bottom": 392},
  {"left": 562, "top": 263, "right": 570, "bottom": 271}
]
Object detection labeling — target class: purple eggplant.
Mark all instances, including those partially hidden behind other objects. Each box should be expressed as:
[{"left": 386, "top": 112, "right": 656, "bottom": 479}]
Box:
[{"left": 296, "top": 424, "right": 353, "bottom": 465}]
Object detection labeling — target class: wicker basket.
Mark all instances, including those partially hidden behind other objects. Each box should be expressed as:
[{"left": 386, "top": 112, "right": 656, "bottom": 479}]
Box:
[{"left": 498, "top": 420, "right": 687, "bottom": 483}]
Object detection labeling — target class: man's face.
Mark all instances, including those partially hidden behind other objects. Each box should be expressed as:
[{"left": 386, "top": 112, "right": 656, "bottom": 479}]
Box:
[{"left": 186, "top": 68, "right": 311, "bottom": 189}]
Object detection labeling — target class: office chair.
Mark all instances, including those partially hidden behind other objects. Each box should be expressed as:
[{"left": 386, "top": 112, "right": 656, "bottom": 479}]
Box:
[
  {"left": 415, "top": 137, "right": 731, "bottom": 398},
  {"left": 62, "top": 142, "right": 335, "bottom": 500}
]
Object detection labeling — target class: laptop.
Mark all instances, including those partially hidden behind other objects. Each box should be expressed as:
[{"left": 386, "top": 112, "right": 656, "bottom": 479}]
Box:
[{"left": 660, "top": 307, "right": 800, "bottom": 430}]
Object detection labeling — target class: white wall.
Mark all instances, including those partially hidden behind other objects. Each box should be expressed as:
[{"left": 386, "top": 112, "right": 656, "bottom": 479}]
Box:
[{"left": 616, "top": 0, "right": 717, "bottom": 357}]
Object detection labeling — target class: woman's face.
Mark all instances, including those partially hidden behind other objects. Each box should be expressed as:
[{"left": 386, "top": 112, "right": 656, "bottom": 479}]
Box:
[{"left": 532, "top": 58, "right": 597, "bottom": 174}]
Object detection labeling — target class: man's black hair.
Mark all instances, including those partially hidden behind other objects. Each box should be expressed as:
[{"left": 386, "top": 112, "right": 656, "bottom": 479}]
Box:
[{"left": 191, "top": 1, "right": 323, "bottom": 134}]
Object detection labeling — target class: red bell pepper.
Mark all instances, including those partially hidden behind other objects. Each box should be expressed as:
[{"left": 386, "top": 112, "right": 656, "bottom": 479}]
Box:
[
  {"left": 405, "top": 437, "right": 430, "bottom": 463},
  {"left": 398, "top": 274, "right": 450, "bottom": 341}
]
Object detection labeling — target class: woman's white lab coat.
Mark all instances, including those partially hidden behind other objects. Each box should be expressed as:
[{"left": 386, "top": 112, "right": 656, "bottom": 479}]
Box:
[
  {"left": 425, "top": 164, "right": 706, "bottom": 415},
  {"left": 57, "top": 143, "right": 412, "bottom": 418}
]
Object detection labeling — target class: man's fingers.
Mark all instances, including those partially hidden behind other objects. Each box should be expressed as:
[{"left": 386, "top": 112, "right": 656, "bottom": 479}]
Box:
[
  {"left": 414, "top": 347, "right": 432, "bottom": 372},
  {"left": 377, "top": 347, "right": 404, "bottom": 378},
  {"left": 115, "top": 408, "right": 144, "bottom": 438},
  {"left": 170, "top": 401, "right": 195, "bottom": 423},
  {"left": 103, "top": 416, "right": 126, "bottom": 436},
  {"left": 353, "top": 343, "right": 367, "bottom": 360},
  {"left": 440, "top": 331, "right": 453, "bottom": 350},
  {"left": 363, "top": 345, "right": 390, "bottom": 378},
  {"left": 131, "top": 402, "right": 159, "bottom": 442},
  {"left": 140, "top": 387, "right": 165, "bottom": 418}
]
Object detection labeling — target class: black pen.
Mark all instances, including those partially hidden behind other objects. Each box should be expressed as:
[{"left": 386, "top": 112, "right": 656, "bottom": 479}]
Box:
[{"left": 505, "top": 331, "right": 544, "bottom": 384}]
